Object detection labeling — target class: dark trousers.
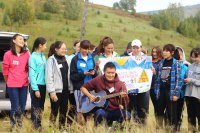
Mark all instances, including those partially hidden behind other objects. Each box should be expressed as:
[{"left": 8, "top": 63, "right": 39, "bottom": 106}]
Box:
[
  {"left": 49, "top": 92, "right": 69, "bottom": 129},
  {"left": 7, "top": 86, "right": 28, "bottom": 127},
  {"left": 150, "top": 88, "right": 157, "bottom": 116},
  {"left": 128, "top": 91, "right": 149, "bottom": 124},
  {"left": 155, "top": 88, "right": 178, "bottom": 130},
  {"left": 185, "top": 96, "right": 200, "bottom": 132},
  {"left": 67, "top": 93, "right": 76, "bottom": 124},
  {"left": 94, "top": 108, "right": 131, "bottom": 126},
  {"left": 176, "top": 98, "right": 184, "bottom": 131},
  {"left": 31, "top": 85, "right": 46, "bottom": 129}
]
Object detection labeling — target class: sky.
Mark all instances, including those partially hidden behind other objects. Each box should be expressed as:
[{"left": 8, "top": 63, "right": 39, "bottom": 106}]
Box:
[{"left": 89, "top": 0, "right": 200, "bottom": 12}]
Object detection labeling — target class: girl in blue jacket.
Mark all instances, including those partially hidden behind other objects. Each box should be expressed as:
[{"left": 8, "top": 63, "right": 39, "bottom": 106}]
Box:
[
  {"left": 154, "top": 44, "right": 182, "bottom": 131},
  {"left": 29, "top": 37, "right": 47, "bottom": 130}
]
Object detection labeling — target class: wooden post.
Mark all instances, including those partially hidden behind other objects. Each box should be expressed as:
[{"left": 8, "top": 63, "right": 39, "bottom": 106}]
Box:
[{"left": 81, "top": 0, "right": 89, "bottom": 41}]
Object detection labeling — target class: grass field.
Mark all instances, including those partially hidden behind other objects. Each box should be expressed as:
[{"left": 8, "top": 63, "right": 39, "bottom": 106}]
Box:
[
  {"left": 0, "top": 98, "right": 189, "bottom": 133},
  {"left": 0, "top": 1, "right": 199, "bottom": 59}
]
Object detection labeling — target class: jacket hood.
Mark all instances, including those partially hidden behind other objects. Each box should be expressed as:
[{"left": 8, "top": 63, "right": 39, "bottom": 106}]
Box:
[{"left": 176, "top": 46, "right": 190, "bottom": 66}]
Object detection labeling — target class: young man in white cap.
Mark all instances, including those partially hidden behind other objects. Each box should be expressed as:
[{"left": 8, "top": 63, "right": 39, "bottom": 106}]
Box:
[{"left": 128, "top": 39, "right": 150, "bottom": 125}]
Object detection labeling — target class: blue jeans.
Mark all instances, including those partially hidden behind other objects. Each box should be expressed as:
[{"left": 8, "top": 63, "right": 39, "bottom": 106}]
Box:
[
  {"left": 7, "top": 86, "right": 28, "bottom": 127},
  {"left": 31, "top": 85, "right": 46, "bottom": 129},
  {"left": 94, "top": 108, "right": 131, "bottom": 126}
]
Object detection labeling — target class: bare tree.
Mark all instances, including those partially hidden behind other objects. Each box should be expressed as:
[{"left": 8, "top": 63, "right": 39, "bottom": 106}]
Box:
[{"left": 81, "top": 0, "right": 89, "bottom": 41}]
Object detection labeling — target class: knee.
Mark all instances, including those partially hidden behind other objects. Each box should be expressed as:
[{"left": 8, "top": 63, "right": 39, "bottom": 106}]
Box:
[{"left": 95, "top": 109, "right": 106, "bottom": 118}]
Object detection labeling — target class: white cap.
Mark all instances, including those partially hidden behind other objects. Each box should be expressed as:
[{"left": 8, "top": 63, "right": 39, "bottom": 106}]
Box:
[{"left": 131, "top": 39, "right": 142, "bottom": 47}]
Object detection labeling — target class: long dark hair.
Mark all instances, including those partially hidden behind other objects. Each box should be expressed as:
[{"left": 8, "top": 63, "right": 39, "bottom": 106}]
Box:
[
  {"left": 48, "top": 41, "right": 64, "bottom": 57},
  {"left": 10, "top": 34, "right": 27, "bottom": 55},
  {"left": 31, "top": 37, "right": 47, "bottom": 53},
  {"left": 163, "top": 44, "right": 180, "bottom": 60},
  {"left": 96, "top": 36, "right": 114, "bottom": 55},
  {"left": 151, "top": 46, "right": 163, "bottom": 61}
]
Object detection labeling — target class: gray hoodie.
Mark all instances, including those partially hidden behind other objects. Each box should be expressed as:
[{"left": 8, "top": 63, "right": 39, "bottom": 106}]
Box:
[
  {"left": 45, "top": 55, "right": 72, "bottom": 96},
  {"left": 185, "top": 63, "right": 200, "bottom": 99}
]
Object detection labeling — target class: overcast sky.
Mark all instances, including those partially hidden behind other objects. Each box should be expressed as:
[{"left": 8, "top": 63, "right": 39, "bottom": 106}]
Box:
[{"left": 89, "top": 0, "right": 200, "bottom": 12}]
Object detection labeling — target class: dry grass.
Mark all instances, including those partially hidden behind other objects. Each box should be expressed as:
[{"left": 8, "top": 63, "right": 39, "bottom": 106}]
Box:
[{"left": 0, "top": 98, "right": 189, "bottom": 133}]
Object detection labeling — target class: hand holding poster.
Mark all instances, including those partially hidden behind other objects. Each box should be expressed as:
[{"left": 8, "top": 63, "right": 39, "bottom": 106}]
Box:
[{"left": 99, "top": 56, "right": 153, "bottom": 93}]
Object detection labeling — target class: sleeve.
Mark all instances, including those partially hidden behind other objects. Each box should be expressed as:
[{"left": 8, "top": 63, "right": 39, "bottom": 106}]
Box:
[
  {"left": 82, "top": 77, "right": 97, "bottom": 91},
  {"left": 190, "top": 78, "right": 200, "bottom": 86},
  {"left": 29, "top": 56, "right": 39, "bottom": 91},
  {"left": 45, "top": 58, "right": 56, "bottom": 96},
  {"left": 173, "top": 62, "right": 182, "bottom": 98},
  {"left": 70, "top": 57, "right": 85, "bottom": 82},
  {"left": 2, "top": 52, "right": 10, "bottom": 76}
]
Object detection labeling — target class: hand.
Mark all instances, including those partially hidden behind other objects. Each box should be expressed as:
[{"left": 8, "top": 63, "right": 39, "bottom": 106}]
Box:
[
  {"left": 84, "top": 71, "right": 91, "bottom": 75},
  {"left": 35, "top": 91, "right": 41, "bottom": 98},
  {"left": 120, "top": 92, "right": 128, "bottom": 98},
  {"left": 172, "top": 96, "right": 178, "bottom": 101},
  {"left": 89, "top": 70, "right": 95, "bottom": 75},
  {"left": 184, "top": 78, "right": 191, "bottom": 84},
  {"left": 89, "top": 94, "right": 97, "bottom": 102},
  {"left": 151, "top": 66, "right": 156, "bottom": 75},
  {"left": 50, "top": 95, "right": 58, "bottom": 102},
  {"left": 95, "top": 60, "right": 101, "bottom": 69}
]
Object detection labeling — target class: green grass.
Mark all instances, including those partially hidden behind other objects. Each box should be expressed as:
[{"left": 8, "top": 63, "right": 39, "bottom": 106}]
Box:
[
  {"left": 0, "top": 99, "right": 189, "bottom": 133},
  {"left": 0, "top": 1, "right": 199, "bottom": 58}
]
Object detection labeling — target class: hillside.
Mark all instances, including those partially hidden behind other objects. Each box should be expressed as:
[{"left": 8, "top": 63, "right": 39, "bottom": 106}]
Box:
[
  {"left": 0, "top": 1, "right": 199, "bottom": 59},
  {"left": 141, "top": 4, "right": 200, "bottom": 17}
]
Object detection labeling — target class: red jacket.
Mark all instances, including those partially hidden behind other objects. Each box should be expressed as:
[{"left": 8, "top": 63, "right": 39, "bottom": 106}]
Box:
[{"left": 83, "top": 74, "right": 129, "bottom": 110}]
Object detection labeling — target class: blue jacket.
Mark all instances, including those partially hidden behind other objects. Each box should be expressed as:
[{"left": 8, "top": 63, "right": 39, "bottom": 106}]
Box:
[
  {"left": 70, "top": 52, "right": 97, "bottom": 90},
  {"left": 29, "top": 52, "right": 46, "bottom": 91},
  {"left": 154, "top": 58, "right": 182, "bottom": 100},
  {"left": 179, "top": 61, "right": 188, "bottom": 98}
]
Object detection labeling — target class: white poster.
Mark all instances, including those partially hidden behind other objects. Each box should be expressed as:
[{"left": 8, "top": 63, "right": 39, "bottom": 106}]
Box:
[{"left": 99, "top": 56, "right": 153, "bottom": 93}]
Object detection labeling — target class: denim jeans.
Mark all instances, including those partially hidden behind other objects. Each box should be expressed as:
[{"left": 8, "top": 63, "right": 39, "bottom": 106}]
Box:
[
  {"left": 31, "top": 85, "right": 46, "bottom": 129},
  {"left": 94, "top": 108, "right": 131, "bottom": 126},
  {"left": 7, "top": 86, "right": 28, "bottom": 127}
]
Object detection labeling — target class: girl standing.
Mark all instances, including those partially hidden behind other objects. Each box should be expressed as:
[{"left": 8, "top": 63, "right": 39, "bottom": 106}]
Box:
[
  {"left": 29, "top": 37, "right": 47, "bottom": 130},
  {"left": 150, "top": 46, "right": 162, "bottom": 120},
  {"left": 128, "top": 39, "right": 149, "bottom": 125},
  {"left": 94, "top": 36, "right": 120, "bottom": 62},
  {"left": 46, "top": 41, "right": 69, "bottom": 130},
  {"left": 184, "top": 48, "right": 200, "bottom": 133},
  {"left": 154, "top": 44, "right": 182, "bottom": 131},
  {"left": 2, "top": 34, "right": 30, "bottom": 131},
  {"left": 70, "top": 40, "right": 97, "bottom": 123}
]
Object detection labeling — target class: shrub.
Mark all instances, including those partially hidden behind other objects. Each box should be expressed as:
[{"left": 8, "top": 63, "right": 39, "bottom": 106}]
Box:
[
  {"left": 97, "top": 22, "right": 103, "bottom": 28},
  {"left": 35, "top": 12, "right": 51, "bottom": 20},
  {"left": 0, "top": 2, "right": 5, "bottom": 9},
  {"left": 43, "top": 0, "right": 59, "bottom": 13},
  {"left": 64, "top": 0, "right": 81, "bottom": 20}
]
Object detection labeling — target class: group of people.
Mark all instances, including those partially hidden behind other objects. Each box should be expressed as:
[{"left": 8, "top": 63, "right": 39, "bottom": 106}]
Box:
[{"left": 2, "top": 34, "right": 200, "bottom": 133}]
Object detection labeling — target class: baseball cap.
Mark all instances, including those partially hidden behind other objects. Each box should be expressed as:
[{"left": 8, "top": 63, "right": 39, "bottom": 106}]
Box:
[{"left": 131, "top": 39, "right": 142, "bottom": 47}]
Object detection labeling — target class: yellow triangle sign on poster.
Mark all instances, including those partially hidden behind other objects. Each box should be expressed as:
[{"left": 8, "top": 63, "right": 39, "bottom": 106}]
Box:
[
  {"left": 138, "top": 69, "right": 149, "bottom": 83},
  {"left": 115, "top": 58, "right": 128, "bottom": 66}
]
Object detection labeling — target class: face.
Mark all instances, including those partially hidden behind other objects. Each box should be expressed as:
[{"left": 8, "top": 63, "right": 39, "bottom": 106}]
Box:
[
  {"left": 104, "top": 43, "right": 114, "bottom": 55},
  {"left": 80, "top": 48, "right": 89, "bottom": 57},
  {"left": 40, "top": 43, "right": 47, "bottom": 52},
  {"left": 55, "top": 43, "right": 67, "bottom": 56},
  {"left": 191, "top": 53, "right": 200, "bottom": 64},
  {"left": 13, "top": 35, "right": 25, "bottom": 48},
  {"left": 104, "top": 68, "right": 116, "bottom": 81},
  {"left": 178, "top": 49, "right": 183, "bottom": 61},
  {"left": 132, "top": 46, "right": 141, "bottom": 56},
  {"left": 127, "top": 48, "right": 132, "bottom": 54},
  {"left": 152, "top": 48, "right": 158, "bottom": 59},
  {"left": 74, "top": 42, "right": 80, "bottom": 53},
  {"left": 162, "top": 50, "right": 172, "bottom": 60}
]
